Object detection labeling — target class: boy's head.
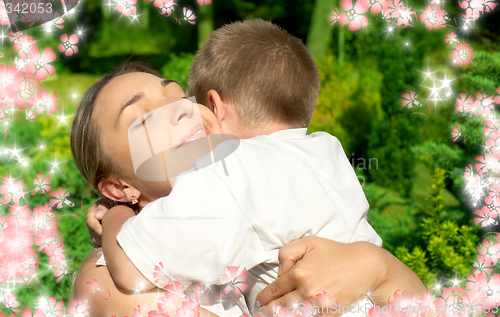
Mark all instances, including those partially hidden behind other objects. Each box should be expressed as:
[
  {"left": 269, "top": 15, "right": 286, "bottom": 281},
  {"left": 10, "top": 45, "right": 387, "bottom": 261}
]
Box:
[{"left": 187, "top": 19, "right": 320, "bottom": 130}]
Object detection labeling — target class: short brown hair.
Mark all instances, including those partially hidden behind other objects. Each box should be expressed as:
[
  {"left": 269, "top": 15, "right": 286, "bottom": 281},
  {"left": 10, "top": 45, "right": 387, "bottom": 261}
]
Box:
[
  {"left": 71, "top": 63, "right": 164, "bottom": 193},
  {"left": 187, "top": 19, "right": 320, "bottom": 128}
]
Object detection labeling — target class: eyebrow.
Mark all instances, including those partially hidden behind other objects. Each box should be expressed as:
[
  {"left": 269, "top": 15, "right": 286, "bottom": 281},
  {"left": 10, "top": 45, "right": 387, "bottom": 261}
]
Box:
[
  {"left": 115, "top": 91, "right": 145, "bottom": 126},
  {"left": 115, "top": 79, "right": 178, "bottom": 126}
]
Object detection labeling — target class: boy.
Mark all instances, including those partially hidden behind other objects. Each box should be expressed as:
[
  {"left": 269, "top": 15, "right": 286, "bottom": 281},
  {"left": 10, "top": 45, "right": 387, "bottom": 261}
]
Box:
[{"left": 99, "top": 20, "right": 416, "bottom": 316}]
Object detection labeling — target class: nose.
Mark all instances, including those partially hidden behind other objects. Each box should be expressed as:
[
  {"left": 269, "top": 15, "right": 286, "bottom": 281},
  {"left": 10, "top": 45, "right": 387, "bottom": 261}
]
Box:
[{"left": 170, "top": 99, "right": 194, "bottom": 126}]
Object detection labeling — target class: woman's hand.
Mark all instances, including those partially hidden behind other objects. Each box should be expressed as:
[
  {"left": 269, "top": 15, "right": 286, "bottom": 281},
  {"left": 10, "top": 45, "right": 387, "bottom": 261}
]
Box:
[
  {"left": 86, "top": 199, "right": 112, "bottom": 249},
  {"left": 256, "top": 236, "right": 426, "bottom": 316}
]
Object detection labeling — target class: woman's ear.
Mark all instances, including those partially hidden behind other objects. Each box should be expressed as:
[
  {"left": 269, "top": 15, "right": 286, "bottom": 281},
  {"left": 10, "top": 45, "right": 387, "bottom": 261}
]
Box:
[
  {"left": 207, "top": 89, "right": 226, "bottom": 127},
  {"left": 98, "top": 179, "right": 141, "bottom": 203}
]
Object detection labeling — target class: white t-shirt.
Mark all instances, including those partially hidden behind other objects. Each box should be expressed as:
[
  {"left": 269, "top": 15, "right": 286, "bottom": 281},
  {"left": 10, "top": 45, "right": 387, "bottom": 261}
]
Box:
[{"left": 117, "top": 128, "right": 382, "bottom": 316}]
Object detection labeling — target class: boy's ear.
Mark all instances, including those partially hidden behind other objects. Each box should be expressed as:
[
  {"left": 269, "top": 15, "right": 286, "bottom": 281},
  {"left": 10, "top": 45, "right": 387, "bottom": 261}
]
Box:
[
  {"left": 207, "top": 90, "right": 226, "bottom": 126},
  {"left": 98, "top": 179, "right": 140, "bottom": 203}
]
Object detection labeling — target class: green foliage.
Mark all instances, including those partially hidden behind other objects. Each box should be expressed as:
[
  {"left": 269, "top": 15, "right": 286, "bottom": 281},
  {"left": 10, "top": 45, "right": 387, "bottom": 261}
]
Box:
[
  {"left": 395, "top": 168, "right": 479, "bottom": 287},
  {"left": 412, "top": 141, "right": 464, "bottom": 174},
  {"left": 460, "top": 50, "right": 500, "bottom": 94},
  {"left": 161, "top": 53, "right": 195, "bottom": 91},
  {"left": 309, "top": 52, "right": 384, "bottom": 157}
]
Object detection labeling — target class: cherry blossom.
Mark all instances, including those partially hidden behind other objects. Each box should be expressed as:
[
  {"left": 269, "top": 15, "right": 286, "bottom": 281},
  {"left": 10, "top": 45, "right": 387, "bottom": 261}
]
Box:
[
  {"left": 116, "top": 0, "right": 137, "bottom": 17},
  {"left": 57, "top": 34, "right": 79, "bottom": 57},
  {"left": 419, "top": 5, "right": 447, "bottom": 31},
  {"left": 34, "top": 90, "right": 59, "bottom": 116},
  {"left": 197, "top": 0, "right": 212, "bottom": 5},
  {"left": 451, "top": 42, "right": 474, "bottom": 67},
  {"left": 455, "top": 93, "right": 475, "bottom": 114}
]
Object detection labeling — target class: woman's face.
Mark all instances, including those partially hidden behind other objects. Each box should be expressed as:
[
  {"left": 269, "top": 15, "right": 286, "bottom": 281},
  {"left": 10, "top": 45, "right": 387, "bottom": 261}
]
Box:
[{"left": 93, "top": 72, "right": 209, "bottom": 203}]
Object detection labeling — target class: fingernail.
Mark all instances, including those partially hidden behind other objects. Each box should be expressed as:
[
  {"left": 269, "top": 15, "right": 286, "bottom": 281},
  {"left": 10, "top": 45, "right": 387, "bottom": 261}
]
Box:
[
  {"left": 95, "top": 210, "right": 104, "bottom": 217},
  {"left": 256, "top": 300, "right": 262, "bottom": 307}
]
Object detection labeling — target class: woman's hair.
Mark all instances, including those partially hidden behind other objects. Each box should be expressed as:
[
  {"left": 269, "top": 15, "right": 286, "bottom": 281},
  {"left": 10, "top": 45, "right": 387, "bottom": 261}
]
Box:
[{"left": 71, "top": 62, "right": 164, "bottom": 193}]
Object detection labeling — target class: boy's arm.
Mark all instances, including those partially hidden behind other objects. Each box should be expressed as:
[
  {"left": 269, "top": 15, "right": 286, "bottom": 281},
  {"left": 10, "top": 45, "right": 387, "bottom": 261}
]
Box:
[
  {"left": 256, "top": 236, "right": 426, "bottom": 315},
  {"left": 102, "top": 205, "right": 156, "bottom": 292}
]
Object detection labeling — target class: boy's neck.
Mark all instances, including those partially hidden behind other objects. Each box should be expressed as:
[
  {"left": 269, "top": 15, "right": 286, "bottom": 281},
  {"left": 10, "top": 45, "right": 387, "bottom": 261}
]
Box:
[{"left": 226, "top": 121, "right": 297, "bottom": 139}]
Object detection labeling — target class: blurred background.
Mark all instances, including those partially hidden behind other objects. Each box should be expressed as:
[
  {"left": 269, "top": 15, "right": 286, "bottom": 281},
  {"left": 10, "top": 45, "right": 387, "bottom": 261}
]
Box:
[{"left": 0, "top": 0, "right": 499, "bottom": 311}]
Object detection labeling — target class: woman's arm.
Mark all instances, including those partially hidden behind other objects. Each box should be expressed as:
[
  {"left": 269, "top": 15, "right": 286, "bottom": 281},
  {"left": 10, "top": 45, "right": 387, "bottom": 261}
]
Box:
[
  {"left": 72, "top": 252, "right": 219, "bottom": 317},
  {"left": 101, "top": 205, "right": 156, "bottom": 291},
  {"left": 256, "top": 236, "right": 426, "bottom": 315}
]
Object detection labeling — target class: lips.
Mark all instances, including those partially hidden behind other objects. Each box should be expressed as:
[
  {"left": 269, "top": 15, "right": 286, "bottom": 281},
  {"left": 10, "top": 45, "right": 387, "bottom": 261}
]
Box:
[{"left": 177, "top": 123, "right": 209, "bottom": 149}]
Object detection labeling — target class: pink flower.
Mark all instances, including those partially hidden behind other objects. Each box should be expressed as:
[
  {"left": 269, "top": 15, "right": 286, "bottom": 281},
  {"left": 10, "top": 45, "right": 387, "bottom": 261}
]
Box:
[
  {"left": 183, "top": 7, "right": 196, "bottom": 25},
  {"left": 0, "top": 1, "right": 10, "bottom": 26},
  {"left": 24, "top": 47, "right": 56, "bottom": 81},
  {"left": 455, "top": 93, "right": 474, "bottom": 114},
  {"left": 57, "top": 34, "right": 79, "bottom": 56},
  {"left": 451, "top": 42, "right": 474, "bottom": 67},
  {"left": 175, "top": 301, "right": 200, "bottom": 317},
  {"left": 35, "top": 90, "right": 59, "bottom": 116},
  {"left": 32, "top": 174, "right": 52, "bottom": 194},
  {"left": 42, "top": 17, "right": 65, "bottom": 32},
  {"left": 12, "top": 35, "right": 39, "bottom": 60},
  {"left": 369, "top": 0, "right": 386, "bottom": 14},
  {"left": 116, "top": 0, "right": 137, "bottom": 17},
  {"left": 445, "top": 32, "right": 459, "bottom": 44},
  {"left": 37, "top": 297, "right": 65, "bottom": 317},
  {"left": 197, "top": 0, "right": 211, "bottom": 5},
  {"left": 221, "top": 266, "right": 250, "bottom": 297},
  {"left": 0, "top": 175, "right": 29, "bottom": 205},
  {"left": 473, "top": 205, "right": 498, "bottom": 227},
  {"left": 66, "top": 297, "right": 93, "bottom": 316},
  {"left": 48, "top": 187, "right": 74, "bottom": 209},
  {"left": 153, "top": 262, "right": 165, "bottom": 284},
  {"left": 452, "top": 124, "right": 464, "bottom": 142},
  {"left": 382, "top": 0, "right": 417, "bottom": 27},
  {"left": 15, "top": 76, "right": 41, "bottom": 109},
  {"left": 459, "top": 0, "right": 497, "bottom": 20},
  {"left": 401, "top": 91, "right": 420, "bottom": 108},
  {"left": 86, "top": 279, "right": 102, "bottom": 293},
  {"left": 336, "top": 0, "right": 371, "bottom": 31},
  {"left": 154, "top": 0, "right": 176, "bottom": 16},
  {"left": 419, "top": 5, "right": 447, "bottom": 31}
]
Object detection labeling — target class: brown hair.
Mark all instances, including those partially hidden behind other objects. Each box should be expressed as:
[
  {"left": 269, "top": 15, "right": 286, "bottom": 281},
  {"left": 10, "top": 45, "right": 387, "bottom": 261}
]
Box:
[
  {"left": 70, "top": 63, "right": 164, "bottom": 193},
  {"left": 187, "top": 19, "right": 320, "bottom": 129}
]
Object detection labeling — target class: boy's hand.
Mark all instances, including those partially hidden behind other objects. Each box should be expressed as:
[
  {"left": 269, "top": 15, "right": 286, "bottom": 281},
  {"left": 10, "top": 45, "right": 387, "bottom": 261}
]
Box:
[
  {"left": 256, "top": 236, "right": 426, "bottom": 316},
  {"left": 86, "top": 199, "right": 112, "bottom": 249}
]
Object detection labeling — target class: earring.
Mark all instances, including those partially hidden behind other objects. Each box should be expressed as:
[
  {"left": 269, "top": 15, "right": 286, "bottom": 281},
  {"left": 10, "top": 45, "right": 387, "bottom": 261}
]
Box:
[{"left": 130, "top": 194, "right": 138, "bottom": 205}]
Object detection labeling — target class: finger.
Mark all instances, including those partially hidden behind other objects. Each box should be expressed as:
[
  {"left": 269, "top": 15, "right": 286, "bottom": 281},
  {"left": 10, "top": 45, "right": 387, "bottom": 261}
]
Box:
[
  {"left": 87, "top": 216, "right": 102, "bottom": 236},
  {"left": 258, "top": 291, "right": 302, "bottom": 317},
  {"left": 94, "top": 205, "right": 108, "bottom": 220},
  {"left": 279, "top": 236, "right": 316, "bottom": 276},
  {"left": 256, "top": 269, "right": 298, "bottom": 306}
]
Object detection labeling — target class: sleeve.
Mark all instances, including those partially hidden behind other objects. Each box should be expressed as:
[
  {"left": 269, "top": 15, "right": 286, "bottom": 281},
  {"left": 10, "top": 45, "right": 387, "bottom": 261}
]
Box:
[{"left": 116, "top": 154, "right": 270, "bottom": 289}]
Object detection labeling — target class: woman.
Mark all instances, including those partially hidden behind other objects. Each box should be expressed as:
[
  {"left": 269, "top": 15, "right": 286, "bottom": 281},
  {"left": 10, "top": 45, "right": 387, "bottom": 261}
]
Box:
[{"left": 71, "top": 63, "right": 425, "bottom": 317}]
